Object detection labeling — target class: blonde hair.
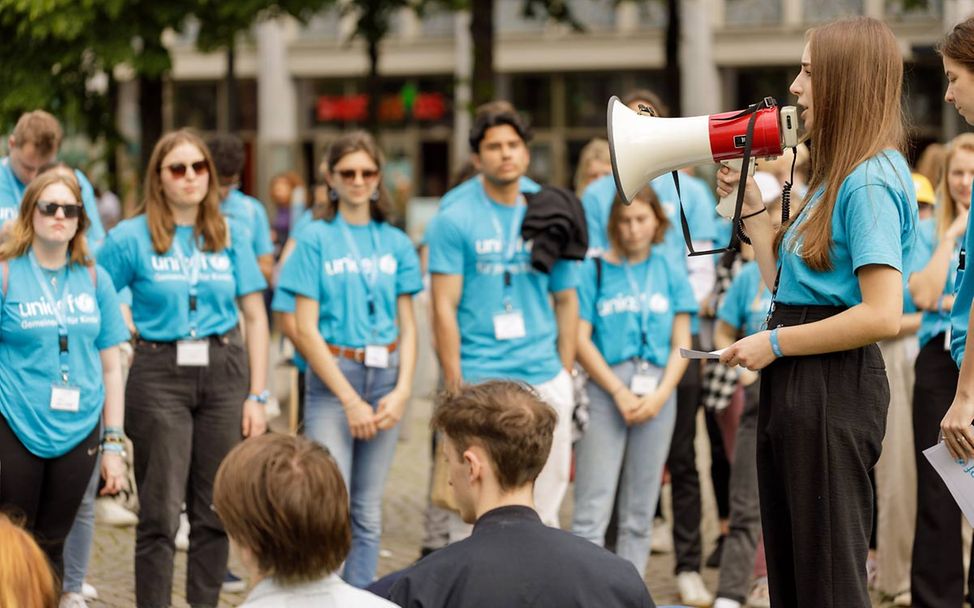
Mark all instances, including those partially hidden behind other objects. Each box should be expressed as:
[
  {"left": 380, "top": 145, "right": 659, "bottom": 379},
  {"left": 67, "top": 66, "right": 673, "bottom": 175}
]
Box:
[
  {"left": 778, "top": 17, "right": 906, "bottom": 271},
  {"left": 574, "top": 138, "right": 611, "bottom": 196},
  {"left": 0, "top": 513, "right": 57, "bottom": 608},
  {"left": 140, "top": 130, "right": 227, "bottom": 254},
  {"left": 0, "top": 170, "right": 91, "bottom": 266},
  {"left": 937, "top": 133, "right": 974, "bottom": 238}
]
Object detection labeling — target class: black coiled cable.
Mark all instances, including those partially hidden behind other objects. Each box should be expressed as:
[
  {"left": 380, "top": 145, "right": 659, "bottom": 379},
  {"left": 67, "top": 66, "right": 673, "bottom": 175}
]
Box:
[{"left": 736, "top": 147, "right": 797, "bottom": 246}]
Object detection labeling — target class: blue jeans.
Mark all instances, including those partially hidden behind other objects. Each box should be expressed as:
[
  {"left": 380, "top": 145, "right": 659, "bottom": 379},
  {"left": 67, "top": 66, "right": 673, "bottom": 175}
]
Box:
[
  {"left": 305, "top": 352, "right": 401, "bottom": 588},
  {"left": 571, "top": 358, "right": 677, "bottom": 576},
  {"left": 62, "top": 454, "right": 100, "bottom": 593}
]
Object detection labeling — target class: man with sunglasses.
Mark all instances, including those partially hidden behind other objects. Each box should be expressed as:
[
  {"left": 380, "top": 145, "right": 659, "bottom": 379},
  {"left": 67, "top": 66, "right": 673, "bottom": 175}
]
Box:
[
  {"left": 1, "top": 111, "right": 106, "bottom": 254},
  {"left": 206, "top": 134, "right": 274, "bottom": 283}
]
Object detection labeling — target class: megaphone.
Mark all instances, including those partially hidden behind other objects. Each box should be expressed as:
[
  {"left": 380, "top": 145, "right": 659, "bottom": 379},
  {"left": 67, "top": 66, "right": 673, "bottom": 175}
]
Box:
[{"left": 607, "top": 96, "right": 799, "bottom": 218}]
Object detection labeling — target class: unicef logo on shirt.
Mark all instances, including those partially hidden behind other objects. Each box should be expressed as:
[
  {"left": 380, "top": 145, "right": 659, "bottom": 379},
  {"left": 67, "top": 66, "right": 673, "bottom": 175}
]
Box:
[
  {"left": 74, "top": 293, "right": 96, "bottom": 314},
  {"left": 208, "top": 254, "right": 231, "bottom": 273},
  {"left": 379, "top": 254, "right": 398, "bottom": 275},
  {"left": 649, "top": 293, "right": 670, "bottom": 314}
]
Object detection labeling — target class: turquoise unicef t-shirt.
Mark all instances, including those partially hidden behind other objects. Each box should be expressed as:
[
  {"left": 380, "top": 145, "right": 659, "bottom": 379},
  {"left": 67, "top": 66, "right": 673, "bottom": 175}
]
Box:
[
  {"left": 912, "top": 218, "right": 957, "bottom": 349},
  {"left": 951, "top": 190, "right": 974, "bottom": 366},
  {"left": 421, "top": 176, "right": 541, "bottom": 246},
  {"left": 271, "top": 212, "right": 318, "bottom": 373},
  {"left": 775, "top": 150, "right": 917, "bottom": 307},
  {"left": 718, "top": 261, "right": 772, "bottom": 336},
  {"left": 426, "top": 182, "right": 578, "bottom": 385},
  {"left": 0, "top": 159, "right": 107, "bottom": 254},
  {"left": 97, "top": 215, "right": 267, "bottom": 341},
  {"left": 581, "top": 172, "right": 718, "bottom": 258},
  {"left": 0, "top": 257, "right": 129, "bottom": 458},
  {"left": 221, "top": 188, "right": 274, "bottom": 258},
  {"left": 278, "top": 217, "right": 422, "bottom": 349},
  {"left": 577, "top": 250, "right": 698, "bottom": 368}
]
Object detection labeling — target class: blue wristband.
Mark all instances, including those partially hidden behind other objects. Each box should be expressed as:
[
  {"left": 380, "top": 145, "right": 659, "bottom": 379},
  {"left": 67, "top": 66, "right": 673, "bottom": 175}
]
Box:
[{"left": 769, "top": 328, "right": 783, "bottom": 358}]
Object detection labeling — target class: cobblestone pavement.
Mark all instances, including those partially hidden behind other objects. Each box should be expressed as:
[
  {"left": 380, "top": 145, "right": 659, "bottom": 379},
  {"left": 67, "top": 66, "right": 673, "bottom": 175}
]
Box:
[
  {"left": 85, "top": 392, "right": 893, "bottom": 607},
  {"left": 85, "top": 305, "right": 891, "bottom": 606}
]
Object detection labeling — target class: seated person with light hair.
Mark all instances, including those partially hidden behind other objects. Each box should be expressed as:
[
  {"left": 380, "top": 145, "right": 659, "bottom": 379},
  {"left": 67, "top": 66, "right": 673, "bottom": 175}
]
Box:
[
  {"left": 387, "top": 380, "right": 656, "bottom": 608},
  {"left": 212, "top": 433, "right": 396, "bottom": 607}
]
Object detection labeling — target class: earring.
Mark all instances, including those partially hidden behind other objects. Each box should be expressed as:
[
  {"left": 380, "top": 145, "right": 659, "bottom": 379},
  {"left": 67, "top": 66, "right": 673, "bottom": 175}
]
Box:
[
  {"left": 329, "top": 189, "right": 339, "bottom": 203},
  {"left": 370, "top": 190, "right": 380, "bottom": 203}
]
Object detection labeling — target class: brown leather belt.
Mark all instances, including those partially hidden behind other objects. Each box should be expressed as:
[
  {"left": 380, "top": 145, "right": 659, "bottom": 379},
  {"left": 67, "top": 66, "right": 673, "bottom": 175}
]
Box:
[{"left": 328, "top": 342, "right": 397, "bottom": 363}]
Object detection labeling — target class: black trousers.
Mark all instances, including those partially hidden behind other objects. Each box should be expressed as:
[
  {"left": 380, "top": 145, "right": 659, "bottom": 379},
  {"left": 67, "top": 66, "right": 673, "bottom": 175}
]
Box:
[
  {"left": 667, "top": 336, "right": 704, "bottom": 573},
  {"left": 0, "top": 414, "right": 99, "bottom": 578},
  {"left": 758, "top": 305, "right": 888, "bottom": 608},
  {"left": 126, "top": 329, "right": 248, "bottom": 608},
  {"left": 910, "top": 336, "right": 974, "bottom": 608}
]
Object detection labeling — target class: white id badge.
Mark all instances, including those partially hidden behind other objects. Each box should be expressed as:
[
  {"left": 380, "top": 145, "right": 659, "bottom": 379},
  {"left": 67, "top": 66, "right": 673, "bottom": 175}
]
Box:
[
  {"left": 50, "top": 384, "right": 81, "bottom": 412},
  {"left": 493, "top": 310, "right": 526, "bottom": 341},
  {"left": 177, "top": 340, "right": 210, "bottom": 367},
  {"left": 365, "top": 345, "right": 390, "bottom": 369},
  {"left": 630, "top": 373, "right": 659, "bottom": 396}
]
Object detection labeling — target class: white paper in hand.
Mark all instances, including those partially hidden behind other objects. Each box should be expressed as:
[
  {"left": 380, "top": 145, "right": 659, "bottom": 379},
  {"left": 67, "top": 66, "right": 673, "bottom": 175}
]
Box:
[
  {"left": 923, "top": 441, "right": 974, "bottom": 527},
  {"left": 679, "top": 347, "right": 727, "bottom": 360}
]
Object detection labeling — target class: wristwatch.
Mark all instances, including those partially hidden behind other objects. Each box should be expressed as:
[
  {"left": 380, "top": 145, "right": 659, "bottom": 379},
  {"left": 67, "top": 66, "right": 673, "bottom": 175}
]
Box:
[{"left": 247, "top": 390, "right": 271, "bottom": 405}]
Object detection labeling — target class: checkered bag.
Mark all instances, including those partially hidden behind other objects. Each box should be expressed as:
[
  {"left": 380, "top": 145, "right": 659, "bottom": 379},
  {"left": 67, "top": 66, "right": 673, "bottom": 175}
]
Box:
[{"left": 701, "top": 360, "right": 740, "bottom": 412}]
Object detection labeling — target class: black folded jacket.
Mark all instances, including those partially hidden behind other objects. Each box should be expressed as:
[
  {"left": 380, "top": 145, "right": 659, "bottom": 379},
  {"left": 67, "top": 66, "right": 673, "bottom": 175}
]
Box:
[{"left": 521, "top": 186, "right": 589, "bottom": 274}]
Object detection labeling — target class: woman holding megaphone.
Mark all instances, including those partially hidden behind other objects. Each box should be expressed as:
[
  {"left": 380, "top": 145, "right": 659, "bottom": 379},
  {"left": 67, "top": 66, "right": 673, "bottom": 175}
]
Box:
[{"left": 716, "top": 17, "right": 917, "bottom": 608}]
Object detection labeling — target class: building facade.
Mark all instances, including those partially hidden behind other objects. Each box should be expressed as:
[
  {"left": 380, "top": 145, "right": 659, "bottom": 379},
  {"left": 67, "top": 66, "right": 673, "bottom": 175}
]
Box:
[{"left": 163, "top": 0, "right": 969, "bottom": 203}]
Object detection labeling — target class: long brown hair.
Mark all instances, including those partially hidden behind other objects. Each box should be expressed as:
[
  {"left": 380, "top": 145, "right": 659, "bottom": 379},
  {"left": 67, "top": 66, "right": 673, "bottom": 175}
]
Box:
[
  {"left": 140, "top": 130, "right": 227, "bottom": 254},
  {"left": 0, "top": 169, "right": 91, "bottom": 266},
  {"left": 606, "top": 185, "right": 670, "bottom": 256},
  {"left": 316, "top": 131, "right": 390, "bottom": 223},
  {"left": 937, "top": 133, "right": 974, "bottom": 238},
  {"left": 778, "top": 17, "right": 906, "bottom": 271},
  {"left": 0, "top": 513, "right": 57, "bottom": 608},
  {"left": 941, "top": 16, "right": 974, "bottom": 71}
]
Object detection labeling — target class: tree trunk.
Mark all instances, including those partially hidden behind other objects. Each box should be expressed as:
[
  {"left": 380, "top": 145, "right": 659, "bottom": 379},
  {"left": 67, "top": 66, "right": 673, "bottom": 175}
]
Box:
[
  {"left": 138, "top": 74, "right": 164, "bottom": 175},
  {"left": 106, "top": 73, "right": 120, "bottom": 195},
  {"left": 470, "top": 0, "right": 495, "bottom": 108},
  {"left": 225, "top": 45, "right": 238, "bottom": 133},
  {"left": 665, "top": 0, "right": 682, "bottom": 115},
  {"left": 367, "top": 37, "right": 382, "bottom": 134}
]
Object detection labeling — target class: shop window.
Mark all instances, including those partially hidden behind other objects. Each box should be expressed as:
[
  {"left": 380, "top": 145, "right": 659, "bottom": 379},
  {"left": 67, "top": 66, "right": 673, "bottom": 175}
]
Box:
[
  {"left": 174, "top": 82, "right": 219, "bottom": 131},
  {"left": 510, "top": 75, "right": 552, "bottom": 128}
]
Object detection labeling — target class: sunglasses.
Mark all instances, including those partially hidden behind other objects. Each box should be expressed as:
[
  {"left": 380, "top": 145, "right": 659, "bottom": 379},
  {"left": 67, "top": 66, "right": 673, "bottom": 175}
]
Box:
[
  {"left": 37, "top": 201, "right": 83, "bottom": 218},
  {"left": 337, "top": 169, "right": 379, "bottom": 183},
  {"left": 165, "top": 161, "right": 209, "bottom": 179}
]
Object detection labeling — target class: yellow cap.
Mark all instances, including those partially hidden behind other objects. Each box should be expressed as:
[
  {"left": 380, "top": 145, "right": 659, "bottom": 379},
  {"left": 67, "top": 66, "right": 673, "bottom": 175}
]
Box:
[{"left": 913, "top": 173, "right": 935, "bottom": 205}]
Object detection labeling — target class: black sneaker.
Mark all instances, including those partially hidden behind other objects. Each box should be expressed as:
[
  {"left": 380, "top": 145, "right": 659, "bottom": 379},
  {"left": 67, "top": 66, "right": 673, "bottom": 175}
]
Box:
[
  {"left": 222, "top": 571, "right": 246, "bottom": 593},
  {"left": 705, "top": 535, "right": 725, "bottom": 569}
]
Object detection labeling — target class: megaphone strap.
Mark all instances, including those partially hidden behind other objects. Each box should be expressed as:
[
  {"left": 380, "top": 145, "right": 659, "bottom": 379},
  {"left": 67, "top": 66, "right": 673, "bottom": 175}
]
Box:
[{"left": 680, "top": 98, "right": 770, "bottom": 257}]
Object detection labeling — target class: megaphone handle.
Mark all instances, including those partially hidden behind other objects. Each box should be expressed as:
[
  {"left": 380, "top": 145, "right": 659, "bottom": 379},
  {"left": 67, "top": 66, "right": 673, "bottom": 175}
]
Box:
[{"left": 717, "top": 158, "right": 756, "bottom": 220}]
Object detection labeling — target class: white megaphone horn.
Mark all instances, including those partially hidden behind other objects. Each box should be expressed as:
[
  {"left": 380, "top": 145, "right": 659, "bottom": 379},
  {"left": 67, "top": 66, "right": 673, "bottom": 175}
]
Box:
[{"left": 607, "top": 96, "right": 799, "bottom": 218}]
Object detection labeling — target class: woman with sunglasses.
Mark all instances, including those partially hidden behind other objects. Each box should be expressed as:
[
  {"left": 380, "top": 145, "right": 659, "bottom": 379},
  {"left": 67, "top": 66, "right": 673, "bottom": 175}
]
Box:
[
  {"left": 278, "top": 131, "right": 421, "bottom": 587},
  {"left": 0, "top": 170, "right": 129, "bottom": 582},
  {"left": 716, "top": 17, "right": 916, "bottom": 607},
  {"left": 97, "top": 130, "right": 269, "bottom": 607}
]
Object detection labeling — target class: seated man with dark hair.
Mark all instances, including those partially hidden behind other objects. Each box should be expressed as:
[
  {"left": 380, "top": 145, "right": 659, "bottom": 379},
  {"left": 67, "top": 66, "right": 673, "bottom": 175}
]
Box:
[
  {"left": 213, "top": 433, "right": 396, "bottom": 607},
  {"left": 387, "top": 381, "right": 655, "bottom": 608}
]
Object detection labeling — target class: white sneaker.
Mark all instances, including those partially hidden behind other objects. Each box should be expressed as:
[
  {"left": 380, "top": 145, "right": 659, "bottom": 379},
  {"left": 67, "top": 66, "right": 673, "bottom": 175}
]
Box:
[
  {"left": 650, "top": 518, "right": 674, "bottom": 554},
  {"left": 175, "top": 512, "right": 190, "bottom": 552},
  {"left": 81, "top": 582, "right": 98, "bottom": 600},
  {"left": 59, "top": 592, "right": 88, "bottom": 608},
  {"left": 94, "top": 497, "right": 138, "bottom": 527},
  {"left": 677, "top": 571, "right": 714, "bottom": 607},
  {"left": 713, "top": 598, "right": 741, "bottom": 608}
]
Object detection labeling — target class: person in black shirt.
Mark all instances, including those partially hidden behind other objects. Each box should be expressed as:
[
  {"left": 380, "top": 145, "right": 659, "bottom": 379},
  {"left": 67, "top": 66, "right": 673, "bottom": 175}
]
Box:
[{"left": 386, "top": 381, "right": 655, "bottom": 608}]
